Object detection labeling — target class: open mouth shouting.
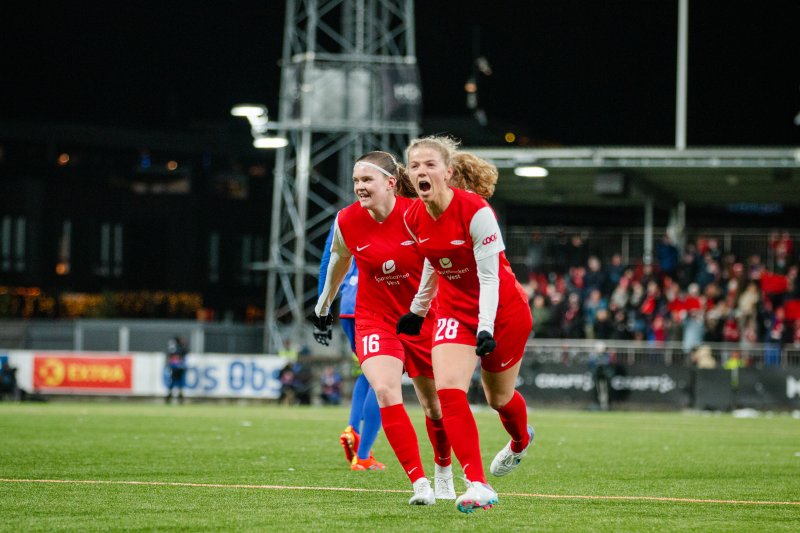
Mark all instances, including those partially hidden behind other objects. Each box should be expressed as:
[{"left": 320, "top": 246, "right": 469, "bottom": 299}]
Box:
[{"left": 417, "top": 179, "right": 432, "bottom": 194}]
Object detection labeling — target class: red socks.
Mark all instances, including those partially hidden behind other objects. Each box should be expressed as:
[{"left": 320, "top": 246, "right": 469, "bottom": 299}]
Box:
[
  {"left": 497, "top": 390, "right": 530, "bottom": 453},
  {"left": 425, "top": 416, "right": 452, "bottom": 467},
  {"left": 437, "top": 388, "right": 486, "bottom": 484},
  {"left": 379, "top": 393, "right": 522, "bottom": 483},
  {"left": 379, "top": 404, "right": 425, "bottom": 483}
]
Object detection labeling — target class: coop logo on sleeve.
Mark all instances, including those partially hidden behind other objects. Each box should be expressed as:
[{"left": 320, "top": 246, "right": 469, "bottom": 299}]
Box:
[
  {"left": 482, "top": 233, "right": 498, "bottom": 245},
  {"left": 34, "top": 354, "right": 133, "bottom": 390}
]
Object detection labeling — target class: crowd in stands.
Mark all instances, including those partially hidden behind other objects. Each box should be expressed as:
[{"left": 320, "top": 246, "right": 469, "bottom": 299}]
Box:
[{"left": 524, "top": 231, "right": 800, "bottom": 357}]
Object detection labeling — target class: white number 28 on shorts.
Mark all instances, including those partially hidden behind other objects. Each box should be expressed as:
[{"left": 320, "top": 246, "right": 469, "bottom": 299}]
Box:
[{"left": 434, "top": 318, "right": 459, "bottom": 341}]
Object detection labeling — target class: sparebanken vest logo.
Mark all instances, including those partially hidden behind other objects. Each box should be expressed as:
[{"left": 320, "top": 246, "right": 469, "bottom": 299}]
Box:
[
  {"left": 382, "top": 260, "right": 396, "bottom": 274},
  {"left": 439, "top": 258, "right": 452, "bottom": 269}
]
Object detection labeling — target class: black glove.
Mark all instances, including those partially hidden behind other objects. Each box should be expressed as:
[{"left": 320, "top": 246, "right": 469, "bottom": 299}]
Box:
[
  {"left": 475, "top": 330, "right": 496, "bottom": 356},
  {"left": 312, "top": 314, "right": 333, "bottom": 346},
  {"left": 396, "top": 312, "right": 425, "bottom": 336}
]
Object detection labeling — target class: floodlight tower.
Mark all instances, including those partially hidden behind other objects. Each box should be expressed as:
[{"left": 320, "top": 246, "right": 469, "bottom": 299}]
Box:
[{"left": 263, "top": 0, "right": 421, "bottom": 352}]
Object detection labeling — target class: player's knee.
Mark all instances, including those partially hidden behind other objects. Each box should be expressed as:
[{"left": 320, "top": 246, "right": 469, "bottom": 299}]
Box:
[
  {"left": 485, "top": 391, "right": 513, "bottom": 411},
  {"left": 371, "top": 382, "right": 401, "bottom": 407},
  {"left": 422, "top": 403, "right": 442, "bottom": 419}
]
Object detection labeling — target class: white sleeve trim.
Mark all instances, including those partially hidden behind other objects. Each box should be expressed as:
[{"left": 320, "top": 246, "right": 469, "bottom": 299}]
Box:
[
  {"left": 469, "top": 206, "right": 505, "bottom": 261},
  {"left": 315, "top": 220, "right": 353, "bottom": 316},
  {"left": 331, "top": 218, "right": 352, "bottom": 259},
  {"left": 410, "top": 258, "right": 438, "bottom": 316},
  {"left": 476, "top": 254, "right": 500, "bottom": 335}
]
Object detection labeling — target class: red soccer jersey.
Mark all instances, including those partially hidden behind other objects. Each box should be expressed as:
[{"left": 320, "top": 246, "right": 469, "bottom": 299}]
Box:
[
  {"left": 336, "top": 195, "right": 424, "bottom": 323},
  {"left": 403, "top": 188, "right": 527, "bottom": 332}
]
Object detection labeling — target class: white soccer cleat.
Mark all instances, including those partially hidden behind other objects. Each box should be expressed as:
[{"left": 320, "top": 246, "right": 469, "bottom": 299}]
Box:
[
  {"left": 490, "top": 425, "right": 535, "bottom": 477},
  {"left": 434, "top": 464, "right": 456, "bottom": 500},
  {"left": 455, "top": 480, "right": 498, "bottom": 513},
  {"left": 408, "top": 477, "right": 436, "bottom": 505}
]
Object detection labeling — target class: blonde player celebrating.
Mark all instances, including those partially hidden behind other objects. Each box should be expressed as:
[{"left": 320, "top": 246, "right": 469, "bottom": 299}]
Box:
[
  {"left": 396, "top": 137, "right": 534, "bottom": 513},
  {"left": 314, "top": 151, "right": 454, "bottom": 505}
]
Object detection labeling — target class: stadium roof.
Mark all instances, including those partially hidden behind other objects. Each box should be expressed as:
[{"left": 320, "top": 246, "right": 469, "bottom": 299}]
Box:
[{"left": 469, "top": 147, "right": 800, "bottom": 209}]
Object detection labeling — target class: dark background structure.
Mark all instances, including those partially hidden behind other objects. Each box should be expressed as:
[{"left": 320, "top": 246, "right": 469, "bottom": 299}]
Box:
[
  {"left": 1, "top": 1, "right": 799, "bottom": 323},
  {"left": 2, "top": 1, "right": 798, "bottom": 146}
]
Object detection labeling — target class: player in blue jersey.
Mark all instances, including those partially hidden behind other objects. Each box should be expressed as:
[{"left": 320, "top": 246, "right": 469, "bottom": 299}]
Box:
[{"left": 318, "top": 220, "right": 384, "bottom": 470}]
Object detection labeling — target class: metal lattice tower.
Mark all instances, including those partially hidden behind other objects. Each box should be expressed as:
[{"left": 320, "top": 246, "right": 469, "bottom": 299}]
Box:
[{"left": 263, "top": 0, "right": 420, "bottom": 352}]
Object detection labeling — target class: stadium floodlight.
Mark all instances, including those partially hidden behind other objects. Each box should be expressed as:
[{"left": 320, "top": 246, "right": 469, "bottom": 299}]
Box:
[
  {"left": 514, "top": 166, "right": 549, "bottom": 178},
  {"left": 231, "top": 103, "right": 288, "bottom": 149},
  {"left": 230, "top": 104, "right": 267, "bottom": 118},
  {"left": 253, "top": 136, "right": 289, "bottom": 149}
]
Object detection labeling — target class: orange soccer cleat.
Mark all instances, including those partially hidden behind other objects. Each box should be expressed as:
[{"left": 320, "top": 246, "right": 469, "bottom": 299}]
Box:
[
  {"left": 350, "top": 454, "right": 385, "bottom": 471},
  {"left": 339, "top": 425, "right": 361, "bottom": 464}
]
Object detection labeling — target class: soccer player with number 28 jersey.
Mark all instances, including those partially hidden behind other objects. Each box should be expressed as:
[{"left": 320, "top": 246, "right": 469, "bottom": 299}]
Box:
[
  {"left": 314, "top": 151, "right": 454, "bottom": 506},
  {"left": 397, "top": 137, "right": 535, "bottom": 514}
]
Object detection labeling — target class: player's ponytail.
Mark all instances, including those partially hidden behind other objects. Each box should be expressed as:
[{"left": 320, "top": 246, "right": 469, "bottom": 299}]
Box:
[
  {"left": 452, "top": 152, "right": 498, "bottom": 198},
  {"left": 394, "top": 163, "right": 417, "bottom": 198}
]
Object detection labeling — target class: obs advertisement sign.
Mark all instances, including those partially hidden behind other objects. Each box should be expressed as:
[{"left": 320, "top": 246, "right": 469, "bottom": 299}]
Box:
[
  {"left": 7, "top": 351, "right": 286, "bottom": 399},
  {"left": 165, "top": 355, "right": 284, "bottom": 398}
]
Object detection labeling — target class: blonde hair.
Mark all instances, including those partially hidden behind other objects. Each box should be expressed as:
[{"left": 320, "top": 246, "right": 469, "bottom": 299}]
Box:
[
  {"left": 355, "top": 151, "right": 416, "bottom": 198},
  {"left": 452, "top": 152, "right": 498, "bottom": 198},
  {"left": 406, "top": 135, "right": 498, "bottom": 198}
]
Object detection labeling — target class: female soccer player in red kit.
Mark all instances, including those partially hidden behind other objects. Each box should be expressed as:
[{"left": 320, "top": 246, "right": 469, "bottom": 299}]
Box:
[
  {"left": 397, "top": 137, "right": 534, "bottom": 513},
  {"left": 314, "top": 151, "right": 454, "bottom": 505}
]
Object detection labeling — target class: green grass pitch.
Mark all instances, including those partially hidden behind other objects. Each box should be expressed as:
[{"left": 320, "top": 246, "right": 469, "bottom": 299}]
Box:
[{"left": 1, "top": 402, "right": 799, "bottom": 532}]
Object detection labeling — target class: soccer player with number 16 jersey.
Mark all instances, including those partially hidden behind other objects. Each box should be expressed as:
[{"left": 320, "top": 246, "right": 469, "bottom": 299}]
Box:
[{"left": 314, "top": 151, "right": 454, "bottom": 506}]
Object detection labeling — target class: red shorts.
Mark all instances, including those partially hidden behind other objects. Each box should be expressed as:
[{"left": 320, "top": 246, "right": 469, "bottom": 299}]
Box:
[
  {"left": 432, "top": 301, "right": 531, "bottom": 373},
  {"left": 355, "top": 314, "right": 435, "bottom": 379}
]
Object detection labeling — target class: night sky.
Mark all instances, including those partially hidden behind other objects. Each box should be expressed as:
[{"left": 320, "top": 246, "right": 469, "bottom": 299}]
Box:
[{"left": 2, "top": 1, "right": 799, "bottom": 147}]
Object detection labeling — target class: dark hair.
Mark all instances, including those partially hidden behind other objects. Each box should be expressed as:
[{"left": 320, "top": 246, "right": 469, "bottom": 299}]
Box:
[{"left": 355, "top": 151, "right": 416, "bottom": 198}]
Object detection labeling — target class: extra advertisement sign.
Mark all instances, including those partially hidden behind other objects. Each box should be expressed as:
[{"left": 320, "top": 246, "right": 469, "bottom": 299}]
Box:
[
  {"left": 33, "top": 354, "right": 133, "bottom": 392},
  {"left": 7, "top": 351, "right": 287, "bottom": 399}
]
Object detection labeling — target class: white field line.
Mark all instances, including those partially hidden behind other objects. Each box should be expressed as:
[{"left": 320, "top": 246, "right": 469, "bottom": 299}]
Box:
[{"left": 1, "top": 478, "right": 798, "bottom": 506}]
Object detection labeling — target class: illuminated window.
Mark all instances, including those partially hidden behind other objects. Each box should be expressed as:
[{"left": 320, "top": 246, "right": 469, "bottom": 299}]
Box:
[
  {"left": 209, "top": 232, "right": 220, "bottom": 283},
  {"left": 56, "top": 220, "right": 72, "bottom": 275},
  {"left": 238, "top": 234, "right": 265, "bottom": 285},
  {"left": 1, "top": 216, "right": 26, "bottom": 272},
  {"left": 98, "top": 222, "right": 123, "bottom": 278}
]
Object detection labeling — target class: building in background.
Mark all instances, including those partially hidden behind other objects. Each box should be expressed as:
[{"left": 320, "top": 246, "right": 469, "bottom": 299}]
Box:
[{"left": 0, "top": 121, "right": 273, "bottom": 322}]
